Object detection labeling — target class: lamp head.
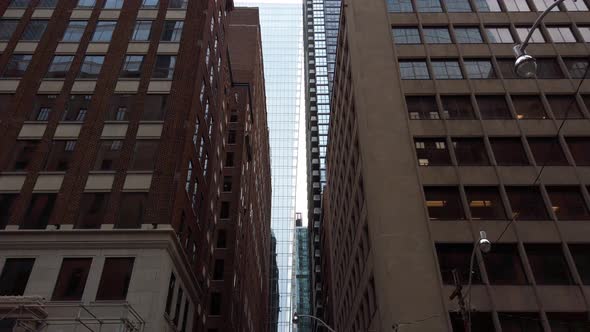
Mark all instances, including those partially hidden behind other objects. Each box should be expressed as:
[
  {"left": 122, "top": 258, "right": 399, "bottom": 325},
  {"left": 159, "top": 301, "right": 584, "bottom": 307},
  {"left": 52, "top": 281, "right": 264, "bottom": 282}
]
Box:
[
  {"left": 515, "top": 54, "right": 537, "bottom": 78},
  {"left": 293, "top": 313, "right": 299, "bottom": 324},
  {"left": 478, "top": 231, "right": 491, "bottom": 253}
]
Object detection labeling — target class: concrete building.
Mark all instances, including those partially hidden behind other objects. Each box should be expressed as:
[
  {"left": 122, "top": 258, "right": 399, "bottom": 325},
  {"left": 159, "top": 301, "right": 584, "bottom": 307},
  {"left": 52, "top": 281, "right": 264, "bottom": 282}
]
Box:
[
  {"left": 292, "top": 213, "right": 312, "bottom": 332},
  {"left": 322, "top": 0, "right": 590, "bottom": 331}
]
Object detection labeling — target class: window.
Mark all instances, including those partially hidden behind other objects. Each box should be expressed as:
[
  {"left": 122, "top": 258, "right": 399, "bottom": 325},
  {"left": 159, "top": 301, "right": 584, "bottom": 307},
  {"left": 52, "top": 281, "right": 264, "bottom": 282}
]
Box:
[
  {"left": 52, "top": 258, "right": 92, "bottom": 301},
  {"left": 452, "top": 138, "right": 489, "bottom": 165},
  {"left": 406, "top": 96, "right": 439, "bottom": 119},
  {"left": 566, "top": 137, "right": 590, "bottom": 166},
  {"left": 496, "top": 58, "right": 519, "bottom": 79},
  {"left": 161, "top": 21, "right": 183, "bottom": 42},
  {"left": 0, "top": 258, "right": 35, "bottom": 296},
  {"left": 465, "top": 187, "right": 507, "bottom": 220},
  {"left": 547, "top": 313, "right": 589, "bottom": 332},
  {"left": 546, "top": 186, "right": 590, "bottom": 220},
  {"left": 78, "top": 55, "right": 104, "bottom": 79},
  {"left": 9, "top": 0, "right": 31, "bottom": 7},
  {"left": 454, "top": 27, "right": 483, "bottom": 43},
  {"left": 22, "top": 193, "right": 56, "bottom": 229},
  {"left": 180, "top": 299, "right": 190, "bottom": 332},
  {"left": 432, "top": 60, "right": 463, "bottom": 79},
  {"left": 143, "top": 94, "right": 167, "bottom": 120},
  {"left": 486, "top": 27, "right": 514, "bottom": 43},
  {"left": 131, "top": 21, "right": 152, "bottom": 41},
  {"left": 141, "top": 0, "right": 159, "bottom": 8},
  {"left": 226, "top": 152, "right": 234, "bottom": 167},
  {"left": 6, "top": 140, "right": 39, "bottom": 171},
  {"left": 532, "top": 0, "right": 560, "bottom": 11},
  {"left": 436, "top": 244, "right": 481, "bottom": 284},
  {"left": 392, "top": 27, "right": 420, "bottom": 44},
  {"left": 108, "top": 95, "right": 132, "bottom": 121},
  {"left": 36, "top": 107, "right": 51, "bottom": 121},
  {"left": 92, "top": 21, "right": 116, "bottom": 42},
  {"left": 416, "top": 0, "right": 442, "bottom": 12},
  {"left": 96, "top": 258, "right": 134, "bottom": 300},
  {"left": 117, "top": 193, "right": 148, "bottom": 228},
  {"left": 0, "top": 20, "right": 19, "bottom": 40},
  {"left": 450, "top": 312, "right": 494, "bottom": 332},
  {"left": 441, "top": 95, "right": 476, "bottom": 119},
  {"left": 120, "top": 55, "right": 144, "bottom": 78},
  {"left": 546, "top": 95, "right": 584, "bottom": 119},
  {"left": 579, "top": 26, "right": 590, "bottom": 42},
  {"left": 424, "top": 187, "right": 465, "bottom": 220},
  {"left": 94, "top": 140, "right": 122, "bottom": 170},
  {"left": 528, "top": 137, "right": 569, "bottom": 166},
  {"left": 399, "top": 60, "right": 430, "bottom": 79},
  {"left": 0, "top": 194, "right": 18, "bottom": 229},
  {"left": 415, "top": 138, "right": 452, "bottom": 166},
  {"left": 516, "top": 27, "right": 545, "bottom": 43},
  {"left": 220, "top": 201, "right": 230, "bottom": 219},
  {"left": 483, "top": 244, "right": 527, "bottom": 284},
  {"left": 499, "top": 312, "right": 543, "bottom": 332},
  {"left": 505, "top": 186, "right": 549, "bottom": 220},
  {"left": 63, "top": 95, "right": 91, "bottom": 121},
  {"left": 445, "top": 0, "right": 472, "bottom": 12},
  {"left": 22, "top": 20, "right": 47, "bottom": 40},
  {"left": 228, "top": 130, "right": 236, "bottom": 144},
  {"left": 165, "top": 273, "right": 176, "bottom": 315},
  {"left": 216, "top": 230, "right": 227, "bottom": 248},
  {"left": 152, "top": 55, "right": 176, "bottom": 79},
  {"left": 77, "top": 0, "right": 95, "bottom": 8},
  {"left": 525, "top": 244, "right": 573, "bottom": 284},
  {"left": 103, "top": 0, "right": 123, "bottom": 8},
  {"left": 504, "top": 0, "right": 530, "bottom": 11},
  {"left": 474, "top": 0, "right": 501, "bottom": 11},
  {"left": 213, "top": 259, "right": 224, "bottom": 280},
  {"left": 223, "top": 176, "right": 232, "bottom": 192},
  {"left": 563, "top": 58, "right": 589, "bottom": 79},
  {"left": 2, "top": 54, "right": 33, "bottom": 78},
  {"left": 46, "top": 55, "right": 74, "bottom": 79},
  {"left": 210, "top": 292, "right": 221, "bottom": 315},
  {"left": 476, "top": 95, "right": 512, "bottom": 119},
  {"left": 423, "top": 27, "right": 452, "bottom": 43},
  {"left": 569, "top": 244, "right": 590, "bottom": 284},
  {"left": 77, "top": 193, "right": 109, "bottom": 229},
  {"left": 464, "top": 60, "right": 496, "bottom": 79},
  {"left": 490, "top": 138, "right": 530, "bottom": 165},
  {"left": 169, "top": 0, "right": 188, "bottom": 8},
  {"left": 564, "top": 0, "right": 589, "bottom": 10},
  {"left": 547, "top": 26, "right": 577, "bottom": 43},
  {"left": 45, "top": 140, "right": 76, "bottom": 171},
  {"left": 131, "top": 140, "right": 158, "bottom": 170},
  {"left": 511, "top": 95, "right": 548, "bottom": 119},
  {"left": 62, "top": 21, "right": 87, "bottom": 42},
  {"left": 386, "top": 0, "right": 414, "bottom": 12},
  {"left": 173, "top": 288, "right": 183, "bottom": 325}
]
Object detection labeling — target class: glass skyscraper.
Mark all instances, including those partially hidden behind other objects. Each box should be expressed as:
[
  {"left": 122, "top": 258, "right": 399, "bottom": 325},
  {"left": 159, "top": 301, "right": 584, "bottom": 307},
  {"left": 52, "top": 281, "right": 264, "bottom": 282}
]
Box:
[
  {"left": 292, "top": 213, "right": 312, "bottom": 332},
  {"left": 234, "top": 1, "right": 304, "bottom": 331}
]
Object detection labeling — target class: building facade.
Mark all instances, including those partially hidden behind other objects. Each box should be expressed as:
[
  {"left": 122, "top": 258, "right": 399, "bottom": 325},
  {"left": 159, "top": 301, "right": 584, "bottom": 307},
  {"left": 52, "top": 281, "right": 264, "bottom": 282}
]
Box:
[
  {"left": 0, "top": 0, "right": 262, "bottom": 331},
  {"left": 323, "top": 0, "right": 590, "bottom": 331},
  {"left": 292, "top": 213, "right": 312, "bottom": 332}
]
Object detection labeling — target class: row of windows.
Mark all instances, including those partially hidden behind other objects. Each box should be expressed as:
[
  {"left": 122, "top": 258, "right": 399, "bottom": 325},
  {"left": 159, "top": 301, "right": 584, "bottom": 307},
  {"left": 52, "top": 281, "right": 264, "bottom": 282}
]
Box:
[
  {"left": 407, "top": 93, "right": 590, "bottom": 120},
  {"left": 2, "top": 54, "right": 176, "bottom": 79},
  {"left": 0, "top": 19, "right": 183, "bottom": 42},
  {"left": 450, "top": 311, "right": 589, "bottom": 332},
  {"left": 393, "top": 25, "right": 590, "bottom": 45},
  {"left": 399, "top": 57, "right": 587, "bottom": 80},
  {"left": 387, "top": 0, "right": 589, "bottom": 13},
  {"left": 424, "top": 185, "right": 590, "bottom": 221},
  {"left": 8, "top": 0, "right": 188, "bottom": 9}
]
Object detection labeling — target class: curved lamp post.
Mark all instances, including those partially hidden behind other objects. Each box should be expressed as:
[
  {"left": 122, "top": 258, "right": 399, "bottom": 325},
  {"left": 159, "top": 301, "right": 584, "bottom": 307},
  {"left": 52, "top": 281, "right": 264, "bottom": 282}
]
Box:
[
  {"left": 293, "top": 313, "right": 336, "bottom": 332},
  {"left": 513, "top": 0, "right": 571, "bottom": 78}
]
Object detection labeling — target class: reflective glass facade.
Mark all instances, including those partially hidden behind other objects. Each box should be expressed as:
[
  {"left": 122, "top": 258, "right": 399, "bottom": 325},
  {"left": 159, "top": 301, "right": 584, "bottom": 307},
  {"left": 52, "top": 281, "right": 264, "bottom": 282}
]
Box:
[
  {"left": 234, "top": 1, "right": 304, "bottom": 331},
  {"left": 292, "top": 218, "right": 312, "bottom": 332}
]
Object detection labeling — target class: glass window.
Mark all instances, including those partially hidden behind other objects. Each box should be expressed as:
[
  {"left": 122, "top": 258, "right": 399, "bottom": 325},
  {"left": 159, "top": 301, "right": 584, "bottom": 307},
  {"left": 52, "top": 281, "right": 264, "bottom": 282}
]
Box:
[
  {"left": 464, "top": 60, "right": 496, "bottom": 79},
  {"left": 141, "top": 0, "right": 159, "bottom": 8},
  {"left": 546, "top": 95, "right": 584, "bottom": 119},
  {"left": 546, "top": 186, "right": 590, "bottom": 220},
  {"left": 96, "top": 257, "right": 134, "bottom": 300},
  {"left": 528, "top": 137, "right": 569, "bottom": 166},
  {"left": 436, "top": 244, "right": 481, "bottom": 284},
  {"left": 152, "top": 55, "right": 176, "bottom": 79},
  {"left": 414, "top": 138, "right": 452, "bottom": 166},
  {"left": 432, "top": 60, "right": 463, "bottom": 79},
  {"left": 423, "top": 27, "right": 452, "bottom": 43},
  {"left": 465, "top": 186, "right": 507, "bottom": 220},
  {"left": 220, "top": 201, "right": 230, "bottom": 219},
  {"left": 486, "top": 27, "right": 514, "bottom": 43},
  {"left": 452, "top": 137, "right": 490, "bottom": 165},
  {"left": 117, "top": 193, "right": 148, "bottom": 228},
  {"left": 490, "top": 137, "right": 530, "bottom": 165},
  {"left": 0, "top": 194, "right": 18, "bottom": 229},
  {"left": 120, "top": 55, "right": 144, "bottom": 78},
  {"left": 62, "top": 21, "right": 87, "bottom": 42},
  {"left": 499, "top": 312, "right": 543, "bottom": 332},
  {"left": 579, "top": 26, "right": 590, "bottom": 42},
  {"left": 505, "top": 186, "right": 549, "bottom": 220},
  {"left": 441, "top": 95, "right": 476, "bottom": 119},
  {"left": 142, "top": 94, "right": 167, "bottom": 120},
  {"left": 52, "top": 258, "right": 92, "bottom": 300},
  {"left": 107, "top": 95, "right": 132, "bottom": 121},
  {"left": 547, "top": 26, "right": 577, "bottom": 43},
  {"left": 454, "top": 27, "right": 483, "bottom": 43},
  {"left": 164, "top": 273, "right": 176, "bottom": 314},
  {"left": 386, "top": 0, "right": 414, "bottom": 12},
  {"left": 547, "top": 313, "right": 589, "bottom": 332},
  {"left": 392, "top": 27, "right": 421, "bottom": 44},
  {"left": 532, "top": 0, "right": 561, "bottom": 11},
  {"left": 62, "top": 94, "right": 91, "bottom": 121},
  {"left": 450, "top": 312, "right": 495, "bottom": 332},
  {"left": 91, "top": 21, "right": 116, "bottom": 42},
  {"left": 566, "top": 137, "right": 590, "bottom": 166},
  {"left": 563, "top": 0, "right": 589, "bottom": 10},
  {"left": 103, "top": 0, "right": 123, "bottom": 9},
  {"left": 131, "top": 140, "right": 158, "bottom": 170},
  {"left": 504, "top": 0, "right": 531, "bottom": 11},
  {"left": 476, "top": 95, "right": 512, "bottom": 119},
  {"left": 0, "top": 258, "right": 35, "bottom": 296},
  {"left": 78, "top": 55, "right": 104, "bottom": 79},
  {"left": 77, "top": 0, "right": 95, "bottom": 8},
  {"left": 416, "top": 0, "right": 442, "bottom": 12},
  {"left": 46, "top": 55, "right": 74, "bottom": 78},
  {"left": 161, "top": 20, "right": 183, "bottom": 42},
  {"left": 399, "top": 60, "right": 430, "bottom": 79},
  {"left": 496, "top": 58, "right": 519, "bottom": 79},
  {"left": 9, "top": 0, "right": 31, "bottom": 7},
  {"left": 424, "top": 187, "right": 465, "bottom": 220},
  {"left": 210, "top": 292, "right": 221, "bottom": 315},
  {"left": 446, "top": 0, "right": 472, "bottom": 11},
  {"left": 169, "top": 0, "right": 188, "bottom": 8},
  {"left": 406, "top": 96, "right": 440, "bottom": 119},
  {"left": 516, "top": 27, "right": 545, "bottom": 43},
  {"left": 563, "top": 58, "right": 589, "bottom": 79},
  {"left": 569, "top": 244, "right": 590, "bottom": 284},
  {"left": 6, "top": 140, "right": 39, "bottom": 171},
  {"left": 474, "top": 0, "right": 501, "bottom": 11},
  {"left": 22, "top": 193, "right": 57, "bottom": 229},
  {"left": 94, "top": 140, "right": 122, "bottom": 170},
  {"left": 216, "top": 230, "right": 227, "bottom": 248},
  {"left": 511, "top": 95, "right": 548, "bottom": 119},
  {"left": 526, "top": 244, "right": 573, "bottom": 284},
  {"left": 45, "top": 140, "right": 76, "bottom": 171},
  {"left": 131, "top": 21, "right": 152, "bottom": 41},
  {"left": 2, "top": 54, "right": 33, "bottom": 78},
  {"left": 213, "top": 259, "right": 224, "bottom": 280},
  {"left": 77, "top": 193, "right": 109, "bottom": 229},
  {"left": 30, "top": 94, "right": 57, "bottom": 121},
  {"left": 484, "top": 244, "right": 527, "bottom": 284},
  {"left": 0, "top": 20, "right": 19, "bottom": 40}
]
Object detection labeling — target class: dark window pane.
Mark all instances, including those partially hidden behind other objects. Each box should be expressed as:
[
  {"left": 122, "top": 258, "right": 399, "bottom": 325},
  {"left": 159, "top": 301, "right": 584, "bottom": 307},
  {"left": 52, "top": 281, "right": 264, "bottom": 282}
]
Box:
[
  {"left": 107, "top": 94, "right": 133, "bottom": 121},
  {"left": 386, "top": 0, "right": 414, "bottom": 12},
  {"left": 436, "top": 244, "right": 481, "bottom": 285},
  {"left": 213, "top": 259, "right": 224, "bottom": 280},
  {"left": 91, "top": 21, "right": 116, "bottom": 42},
  {"left": 52, "top": 258, "right": 92, "bottom": 301},
  {"left": 220, "top": 201, "right": 230, "bottom": 219},
  {"left": 152, "top": 55, "right": 176, "bottom": 79},
  {"left": 22, "top": 193, "right": 56, "bottom": 229},
  {"left": 173, "top": 288, "right": 183, "bottom": 324},
  {"left": 505, "top": 186, "right": 549, "bottom": 220},
  {"left": 498, "top": 312, "right": 543, "bottom": 332},
  {"left": 0, "top": 20, "right": 19, "bottom": 40},
  {"left": 141, "top": 0, "right": 159, "bottom": 8},
  {"left": 117, "top": 193, "right": 148, "bottom": 228},
  {"left": 46, "top": 55, "right": 74, "bottom": 79},
  {"left": 546, "top": 95, "right": 584, "bottom": 119},
  {"left": 452, "top": 138, "right": 490, "bottom": 165},
  {"left": 406, "top": 96, "right": 439, "bottom": 120},
  {"left": 464, "top": 60, "right": 496, "bottom": 79},
  {"left": 566, "top": 137, "right": 590, "bottom": 166},
  {"left": 424, "top": 187, "right": 465, "bottom": 220},
  {"left": 525, "top": 244, "right": 573, "bottom": 284},
  {"left": 120, "top": 55, "right": 144, "bottom": 78},
  {"left": 216, "top": 230, "right": 227, "bottom": 248},
  {"left": 570, "top": 244, "right": 590, "bottom": 285},
  {"left": 103, "top": 0, "right": 123, "bottom": 8},
  {"left": 483, "top": 244, "right": 527, "bottom": 284},
  {"left": 30, "top": 94, "right": 57, "bottom": 121},
  {"left": 6, "top": 140, "right": 39, "bottom": 171},
  {"left": 450, "top": 312, "right": 494, "bottom": 332},
  {"left": 222, "top": 176, "right": 232, "bottom": 192},
  {"left": 94, "top": 140, "right": 122, "bottom": 170},
  {"left": 414, "top": 138, "right": 452, "bottom": 166},
  {"left": 77, "top": 193, "right": 109, "bottom": 229},
  {"left": 142, "top": 95, "right": 167, "bottom": 120},
  {"left": 38, "top": 0, "right": 59, "bottom": 6},
  {"left": 490, "top": 138, "right": 530, "bottom": 165},
  {"left": 96, "top": 257, "right": 134, "bottom": 300},
  {"left": 528, "top": 137, "right": 569, "bottom": 166},
  {"left": 536, "top": 58, "right": 565, "bottom": 79},
  {"left": 423, "top": 27, "right": 452, "bottom": 43},
  {"left": 9, "top": 0, "right": 31, "bottom": 7},
  {"left": 441, "top": 95, "right": 476, "bottom": 119},
  {"left": 131, "top": 21, "right": 152, "bottom": 41},
  {"left": 455, "top": 27, "right": 482, "bottom": 43},
  {"left": 416, "top": 0, "right": 442, "bottom": 12},
  {"left": 165, "top": 273, "right": 176, "bottom": 314},
  {"left": 79, "top": 55, "right": 104, "bottom": 79},
  {"left": 546, "top": 186, "right": 590, "bottom": 220},
  {"left": 131, "top": 140, "right": 158, "bottom": 170},
  {"left": 22, "top": 20, "right": 47, "bottom": 40},
  {"left": 2, "top": 54, "right": 33, "bottom": 78},
  {"left": 63, "top": 95, "right": 92, "bottom": 121},
  {"left": 465, "top": 187, "right": 507, "bottom": 220},
  {"left": 0, "top": 194, "right": 18, "bottom": 229},
  {"left": 0, "top": 258, "right": 35, "bottom": 296},
  {"left": 511, "top": 95, "right": 548, "bottom": 119},
  {"left": 169, "top": 0, "right": 187, "bottom": 8},
  {"left": 209, "top": 292, "right": 221, "bottom": 315},
  {"left": 447, "top": 0, "right": 472, "bottom": 11},
  {"left": 497, "top": 58, "right": 520, "bottom": 79},
  {"left": 62, "top": 21, "right": 87, "bottom": 42},
  {"left": 161, "top": 21, "right": 183, "bottom": 42},
  {"left": 563, "top": 58, "right": 590, "bottom": 79},
  {"left": 45, "top": 140, "right": 76, "bottom": 171},
  {"left": 546, "top": 312, "right": 589, "bottom": 332},
  {"left": 476, "top": 95, "right": 512, "bottom": 119},
  {"left": 77, "top": 0, "right": 95, "bottom": 8}
]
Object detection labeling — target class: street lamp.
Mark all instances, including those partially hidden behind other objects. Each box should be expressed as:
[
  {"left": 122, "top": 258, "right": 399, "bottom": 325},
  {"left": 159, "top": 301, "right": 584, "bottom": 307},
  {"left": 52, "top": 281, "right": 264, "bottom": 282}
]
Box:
[
  {"left": 293, "top": 312, "right": 336, "bottom": 332},
  {"left": 513, "top": 0, "right": 571, "bottom": 78}
]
